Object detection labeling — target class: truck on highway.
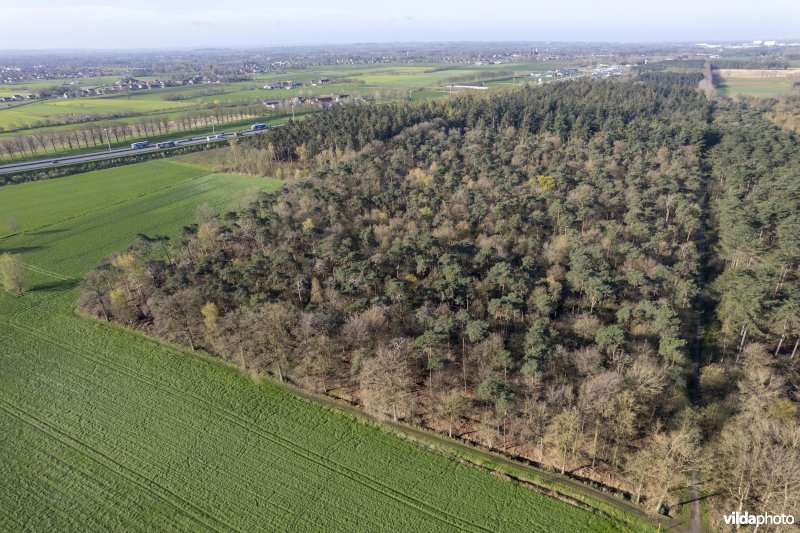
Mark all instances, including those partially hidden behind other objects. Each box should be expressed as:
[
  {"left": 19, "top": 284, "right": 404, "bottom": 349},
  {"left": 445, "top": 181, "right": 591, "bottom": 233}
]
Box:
[
  {"left": 155, "top": 141, "right": 177, "bottom": 149},
  {"left": 251, "top": 123, "right": 267, "bottom": 131},
  {"left": 131, "top": 141, "right": 150, "bottom": 149}
]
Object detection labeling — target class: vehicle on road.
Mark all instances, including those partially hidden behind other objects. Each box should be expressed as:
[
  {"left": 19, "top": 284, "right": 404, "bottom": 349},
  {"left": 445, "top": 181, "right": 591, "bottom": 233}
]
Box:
[
  {"left": 251, "top": 123, "right": 267, "bottom": 131},
  {"left": 131, "top": 141, "right": 150, "bottom": 149},
  {"left": 155, "top": 141, "right": 177, "bottom": 149}
]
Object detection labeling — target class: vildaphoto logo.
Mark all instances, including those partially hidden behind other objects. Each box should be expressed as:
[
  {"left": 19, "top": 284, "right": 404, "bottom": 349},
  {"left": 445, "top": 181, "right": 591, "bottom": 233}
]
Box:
[{"left": 723, "top": 511, "right": 795, "bottom": 526}]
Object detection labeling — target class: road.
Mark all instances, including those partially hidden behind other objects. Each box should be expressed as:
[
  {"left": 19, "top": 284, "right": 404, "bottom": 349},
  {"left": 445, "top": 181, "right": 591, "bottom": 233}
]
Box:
[{"left": 0, "top": 125, "right": 282, "bottom": 175}]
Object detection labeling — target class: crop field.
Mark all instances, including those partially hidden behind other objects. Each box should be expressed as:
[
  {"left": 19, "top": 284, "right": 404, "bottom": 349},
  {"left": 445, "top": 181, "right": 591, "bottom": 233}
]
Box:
[
  {"left": 410, "top": 89, "right": 449, "bottom": 100},
  {"left": 0, "top": 95, "right": 194, "bottom": 131},
  {"left": 1, "top": 61, "right": 575, "bottom": 134},
  {"left": 716, "top": 75, "right": 798, "bottom": 96},
  {"left": 0, "top": 161, "right": 626, "bottom": 531}
]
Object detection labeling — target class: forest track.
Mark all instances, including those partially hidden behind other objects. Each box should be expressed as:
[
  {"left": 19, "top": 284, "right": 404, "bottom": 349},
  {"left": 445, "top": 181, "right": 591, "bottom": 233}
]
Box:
[{"left": 685, "top": 118, "right": 718, "bottom": 533}]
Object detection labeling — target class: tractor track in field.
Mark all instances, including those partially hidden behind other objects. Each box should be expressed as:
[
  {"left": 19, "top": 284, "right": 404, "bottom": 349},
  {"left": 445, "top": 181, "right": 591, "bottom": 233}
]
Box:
[
  {"left": 3, "top": 315, "right": 488, "bottom": 533},
  {"left": 0, "top": 398, "right": 228, "bottom": 533},
  {"left": 0, "top": 169, "right": 200, "bottom": 244}
]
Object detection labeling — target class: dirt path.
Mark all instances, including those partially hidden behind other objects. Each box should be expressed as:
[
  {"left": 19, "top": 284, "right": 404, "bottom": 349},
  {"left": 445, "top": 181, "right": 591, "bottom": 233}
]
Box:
[{"left": 685, "top": 128, "right": 714, "bottom": 533}]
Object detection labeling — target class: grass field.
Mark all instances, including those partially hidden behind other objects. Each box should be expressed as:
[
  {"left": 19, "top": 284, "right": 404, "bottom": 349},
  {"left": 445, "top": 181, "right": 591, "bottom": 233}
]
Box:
[
  {"left": 716, "top": 76, "right": 799, "bottom": 97},
  {"left": 0, "top": 95, "right": 195, "bottom": 131},
  {"left": 0, "top": 161, "right": 627, "bottom": 531},
  {"left": 0, "top": 61, "right": 574, "bottom": 134}
]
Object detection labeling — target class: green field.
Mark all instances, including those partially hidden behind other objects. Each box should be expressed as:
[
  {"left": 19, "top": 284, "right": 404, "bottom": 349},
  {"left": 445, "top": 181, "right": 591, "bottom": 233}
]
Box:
[
  {"left": 716, "top": 76, "right": 799, "bottom": 96},
  {"left": 0, "top": 161, "right": 625, "bottom": 531},
  {"left": 0, "top": 61, "right": 573, "bottom": 134},
  {"left": 0, "top": 95, "right": 194, "bottom": 131}
]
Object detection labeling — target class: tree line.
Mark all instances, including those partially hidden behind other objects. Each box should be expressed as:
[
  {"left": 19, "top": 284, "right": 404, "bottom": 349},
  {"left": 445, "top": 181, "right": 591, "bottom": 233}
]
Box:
[{"left": 0, "top": 103, "right": 306, "bottom": 161}]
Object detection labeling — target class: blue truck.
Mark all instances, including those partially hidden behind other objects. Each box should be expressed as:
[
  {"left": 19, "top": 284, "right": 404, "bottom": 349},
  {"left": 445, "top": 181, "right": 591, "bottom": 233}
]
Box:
[{"left": 251, "top": 123, "right": 267, "bottom": 131}]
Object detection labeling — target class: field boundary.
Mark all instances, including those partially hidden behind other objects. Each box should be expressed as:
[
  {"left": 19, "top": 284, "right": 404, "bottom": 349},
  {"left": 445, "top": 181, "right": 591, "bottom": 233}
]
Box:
[
  {"left": 48, "top": 298, "right": 665, "bottom": 532},
  {"left": 268, "top": 379, "right": 667, "bottom": 533},
  {"left": 713, "top": 68, "right": 800, "bottom": 78}
]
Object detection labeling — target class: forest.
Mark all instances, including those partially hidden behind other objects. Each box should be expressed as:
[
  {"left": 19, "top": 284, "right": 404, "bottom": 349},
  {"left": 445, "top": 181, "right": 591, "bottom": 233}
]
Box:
[{"left": 75, "top": 77, "right": 800, "bottom": 520}]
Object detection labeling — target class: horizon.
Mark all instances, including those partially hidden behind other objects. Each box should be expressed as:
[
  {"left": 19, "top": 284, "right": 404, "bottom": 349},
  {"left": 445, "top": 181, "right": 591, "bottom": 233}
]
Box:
[
  {"left": 1, "top": 38, "right": 799, "bottom": 55},
  {"left": 1, "top": 0, "right": 799, "bottom": 50}
]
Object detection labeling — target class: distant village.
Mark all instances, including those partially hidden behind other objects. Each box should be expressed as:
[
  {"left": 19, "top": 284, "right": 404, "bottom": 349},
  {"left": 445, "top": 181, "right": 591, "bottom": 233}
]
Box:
[
  {"left": 0, "top": 75, "right": 228, "bottom": 102},
  {"left": 0, "top": 74, "right": 356, "bottom": 109}
]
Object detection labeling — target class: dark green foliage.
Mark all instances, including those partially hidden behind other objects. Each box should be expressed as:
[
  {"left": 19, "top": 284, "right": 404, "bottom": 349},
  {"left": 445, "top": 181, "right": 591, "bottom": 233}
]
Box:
[{"left": 82, "top": 78, "right": 719, "bottom": 498}]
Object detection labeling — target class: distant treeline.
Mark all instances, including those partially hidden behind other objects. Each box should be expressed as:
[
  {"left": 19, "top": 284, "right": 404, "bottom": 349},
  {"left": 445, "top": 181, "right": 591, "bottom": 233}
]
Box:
[
  {"left": 636, "top": 72, "right": 705, "bottom": 89},
  {"left": 711, "top": 59, "right": 790, "bottom": 70}
]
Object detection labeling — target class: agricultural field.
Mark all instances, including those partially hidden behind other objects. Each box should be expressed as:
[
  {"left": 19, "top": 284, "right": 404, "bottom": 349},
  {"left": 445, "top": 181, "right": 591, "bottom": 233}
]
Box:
[
  {"left": 0, "top": 61, "right": 573, "bottom": 134},
  {"left": 714, "top": 69, "right": 800, "bottom": 97},
  {"left": 0, "top": 161, "right": 630, "bottom": 531},
  {"left": 716, "top": 75, "right": 798, "bottom": 96},
  {"left": 0, "top": 94, "right": 195, "bottom": 131}
]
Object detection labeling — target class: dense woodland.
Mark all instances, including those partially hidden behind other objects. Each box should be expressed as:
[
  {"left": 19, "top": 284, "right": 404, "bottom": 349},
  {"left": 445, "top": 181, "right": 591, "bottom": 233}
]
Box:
[{"left": 77, "top": 78, "right": 800, "bottom": 522}]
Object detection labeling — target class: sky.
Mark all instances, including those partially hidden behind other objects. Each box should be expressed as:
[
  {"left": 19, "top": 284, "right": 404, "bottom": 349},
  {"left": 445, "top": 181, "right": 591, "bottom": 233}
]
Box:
[{"left": 0, "top": 0, "right": 798, "bottom": 50}]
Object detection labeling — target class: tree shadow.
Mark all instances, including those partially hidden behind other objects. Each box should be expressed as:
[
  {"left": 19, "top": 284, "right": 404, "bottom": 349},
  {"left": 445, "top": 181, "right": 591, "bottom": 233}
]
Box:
[
  {"left": 30, "top": 229, "right": 67, "bottom": 236},
  {"left": 0, "top": 245, "right": 42, "bottom": 254},
  {"left": 34, "top": 278, "right": 78, "bottom": 292},
  {"left": 677, "top": 492, "right": 716, "bottom": 506}
]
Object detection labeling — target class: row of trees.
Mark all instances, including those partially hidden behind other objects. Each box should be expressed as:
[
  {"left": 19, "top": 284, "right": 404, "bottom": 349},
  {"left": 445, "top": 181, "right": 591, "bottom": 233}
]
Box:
[
  {"left": 0, "top": 103, "right": 295, "bottom": 161},
  {"left": 80, "top": 78, "right": 713, "bottom": 512}
]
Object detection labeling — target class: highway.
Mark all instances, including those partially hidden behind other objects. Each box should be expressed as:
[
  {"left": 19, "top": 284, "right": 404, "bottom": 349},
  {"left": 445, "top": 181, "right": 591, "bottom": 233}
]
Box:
[{"left": 0, "top": 125, "right": 281, "bottom": 175}]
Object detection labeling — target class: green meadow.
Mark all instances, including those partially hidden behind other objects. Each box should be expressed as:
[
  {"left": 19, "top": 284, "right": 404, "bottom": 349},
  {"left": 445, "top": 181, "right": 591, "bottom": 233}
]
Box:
[{"left": 716, "top": 75, "right": 798, "bottom": 96}]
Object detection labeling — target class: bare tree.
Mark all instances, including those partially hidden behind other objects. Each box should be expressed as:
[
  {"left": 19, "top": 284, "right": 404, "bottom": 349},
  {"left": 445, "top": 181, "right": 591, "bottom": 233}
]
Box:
[
  {"left": 360, "top": 338, "right": 416, "bottom": 421},
  {"left": 0, "top": 253, "right": 27, "bottom": 297},
  {"left": 433, "top": 389, "right": 471, "bottom": 438},
  {"left": 153, "top": 288, "right": 204, "bottom": 350}
]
